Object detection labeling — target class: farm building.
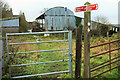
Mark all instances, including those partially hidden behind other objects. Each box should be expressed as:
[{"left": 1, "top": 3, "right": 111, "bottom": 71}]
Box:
[
  {"left": 36, "top": 7, "right": 76, "bottom": 31},
  {"left": 0, "top": 17, "right": 19, "bottom": 34},
  {"left": 112, "top": 24, "right": 120, "bottom": 32}
]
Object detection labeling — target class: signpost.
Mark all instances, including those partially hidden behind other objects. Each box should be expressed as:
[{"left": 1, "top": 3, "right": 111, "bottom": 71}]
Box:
[
  {"left": 75, "top": 6, "right": 87, "bottom": 12},
  {"left": 87, "top": 4, "right": 98, "bottom": 11},
  {"left": 75, "top": 4, "right": 98, "bottom": 12},
  {"left": 75, "top": 2, "right": 98, "bottom": 79}
]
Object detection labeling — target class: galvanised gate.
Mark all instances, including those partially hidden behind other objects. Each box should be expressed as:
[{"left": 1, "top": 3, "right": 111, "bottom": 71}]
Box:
[{"left": 6, "top": 31, "right": 73, "bottom": 79}]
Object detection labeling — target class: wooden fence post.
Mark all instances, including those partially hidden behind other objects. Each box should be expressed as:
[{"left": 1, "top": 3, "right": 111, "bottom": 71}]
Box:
[
  {"left": 83, "top": 2, "right": 91, "bottom": 79},
  {"left": 118, "top": 27, "right": 120, "bottom": 77},
  {"left": 75, "top": 26, "right": 82, "bottom": 78},
  {"left": 109, "top": 39, "right": 111, "bottom": 72},
  {"left": 83, "top": 11, "right": 90, "bottom": 79}
]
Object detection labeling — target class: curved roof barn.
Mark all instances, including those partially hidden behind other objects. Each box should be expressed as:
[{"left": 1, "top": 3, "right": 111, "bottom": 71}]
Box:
[{"left": 36, "top": 7, "right": 76, "bottom": 30}]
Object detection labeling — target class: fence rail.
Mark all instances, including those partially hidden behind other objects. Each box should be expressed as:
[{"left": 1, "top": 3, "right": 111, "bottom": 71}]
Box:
[
  {"left": 90, "top": 39, "right": 120, "bottom": 78},
  {"left": 90, "top": 39, "right": 120, "bottom": 48}
]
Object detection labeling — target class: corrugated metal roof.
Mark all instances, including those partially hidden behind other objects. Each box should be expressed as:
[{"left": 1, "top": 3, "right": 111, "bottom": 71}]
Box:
[{"left": 45, "top": 7, "right": 74, "bottom": 16}]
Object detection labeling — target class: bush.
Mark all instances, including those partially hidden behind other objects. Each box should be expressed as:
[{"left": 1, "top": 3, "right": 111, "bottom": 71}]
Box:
[
  {"left": 90, "top": 30, "right": 100, "bottom": 37},
  {"left": 90, "top": 24, "right": 109, "bottom": 37},
  {"left": 19, "top": 13, "right": 28, "bottom": 32}
]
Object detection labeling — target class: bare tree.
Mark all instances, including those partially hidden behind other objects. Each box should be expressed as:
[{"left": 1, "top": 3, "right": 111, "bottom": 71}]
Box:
[
  {"left": 40, "top": 8, "right": 48, "bottom": 14},
  {"left": 94, "top": 15, "right": 110, "bottom": 24}
]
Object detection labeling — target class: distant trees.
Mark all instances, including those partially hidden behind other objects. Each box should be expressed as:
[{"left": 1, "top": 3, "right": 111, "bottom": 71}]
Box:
[
  {"left": 94, "top": 15, "right": 109, "bottom": 24},
  {"left": 40, "top": 8, "right": 48, "bottom": 14},
  {"left": 0, "top": 0, "right": 13, "bottom": 18},
  {"left": 92, "top": 15, "right": 110, "bottom": 37},
  {"left": 19, "top": 12, "right": 28, "bottom": 32}
]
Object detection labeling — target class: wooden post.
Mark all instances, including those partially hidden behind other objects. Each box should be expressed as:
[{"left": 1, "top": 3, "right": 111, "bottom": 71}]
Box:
[
  {"left": 75, "top": 26, "right": 82, "bottom": 78},
  {"left": 0, "top": 38, "right": 2, "bottom": 79},
  {"left": 118, "top": 27, "right": 120, "bottom": 77},
  {"left": 109, "top": 39, "right": 111, "bottom": 72},
  {"left": 83, "top": 2, "right": 91, "bottom": 79}
]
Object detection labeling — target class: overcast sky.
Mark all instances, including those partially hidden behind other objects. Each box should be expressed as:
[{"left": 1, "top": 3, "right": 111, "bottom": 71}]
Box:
[{"left": 5, "top": 0, "right": 120, "bottom": 24}]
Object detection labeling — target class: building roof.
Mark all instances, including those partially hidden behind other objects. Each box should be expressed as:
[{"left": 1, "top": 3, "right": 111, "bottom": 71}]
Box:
[
  {"left": 36, "top": 13, "right": 45, "bottom": 20},
  {"left": 112, "top": 24, "right": 120, "bottom": 27},
  {"left": 36, "top": 6, "right": 74, "bottom": 20},
  {"left": 0, "top": 17, "right": 19, "bottom": 21}
]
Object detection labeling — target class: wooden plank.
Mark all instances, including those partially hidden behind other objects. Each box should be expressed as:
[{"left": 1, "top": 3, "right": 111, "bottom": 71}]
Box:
[{"left": 75, "top": 27, "right": 82, "bottom": 78}]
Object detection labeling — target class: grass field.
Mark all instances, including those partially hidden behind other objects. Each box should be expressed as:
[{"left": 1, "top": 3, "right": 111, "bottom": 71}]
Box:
[{"left": 3, "top": 33, "right": 120, "bottom": 79}]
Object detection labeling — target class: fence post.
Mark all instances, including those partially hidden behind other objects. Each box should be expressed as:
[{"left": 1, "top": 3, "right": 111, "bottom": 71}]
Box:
[
  {"left": 118, "top": 27, "right": 120, "bottom": 77},
  {"left": 83, "top": 2, "right": 91, "bottom": 79},
  {"left": 68, "top": 31, "right": 73, "bottom": 78},
  {"left": 118, "top": 1, "right": 120, "bottom": 77},
  {"left": 83, "top": 12, "right": 90, "bottom": 79},
  {"left": 75, "top": 27, "right": 82, "bottom": 78},
  {"left": 109, "top": 39, "right": 111, "bottom": 72},
  {"left": 0, "top": 38, "right": 2, "bottom": 79}
]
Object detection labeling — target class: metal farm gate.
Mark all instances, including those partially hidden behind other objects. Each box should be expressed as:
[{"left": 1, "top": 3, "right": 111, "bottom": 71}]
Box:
[{"left": 6, "top": 31, "right": 73, "bottom": 79}]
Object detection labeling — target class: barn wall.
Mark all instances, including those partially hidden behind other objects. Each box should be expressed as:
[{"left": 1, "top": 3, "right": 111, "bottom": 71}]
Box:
[{"left": 45, "top": 7, "right": 76, "bottom": 30}]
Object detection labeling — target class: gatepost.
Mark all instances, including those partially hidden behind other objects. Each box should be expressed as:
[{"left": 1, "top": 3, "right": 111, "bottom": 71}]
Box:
[{"left": 0, "top": 39, "right": 2, "bottom": 80}]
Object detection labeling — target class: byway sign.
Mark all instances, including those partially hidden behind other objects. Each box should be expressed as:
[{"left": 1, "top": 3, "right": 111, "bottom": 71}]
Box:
[
  {"left": 75, "top": 4, "right": 98, "bottom": 12},
  {"left": 87, "top": 4, "right": 98, "bottom": 11},
  {"left": 75, "top": 6, "right": 87, "bottom": 12}
]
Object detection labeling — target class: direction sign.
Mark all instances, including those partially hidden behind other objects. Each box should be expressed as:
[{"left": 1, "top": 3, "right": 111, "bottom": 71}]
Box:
[
  {"left": 75, "top": 4, "right": 98, "bottom": 12},
  {"left": 87, "top": 4, "right": 98, "bottom": 11},
  {"left": 75, "top": 6, "right": 87, "bottom": 12}
]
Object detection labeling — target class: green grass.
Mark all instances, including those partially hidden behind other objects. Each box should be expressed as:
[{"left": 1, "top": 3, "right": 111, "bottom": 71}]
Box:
[
  {"left": 3, "top": 33, "right": 120, "bottom": 79},
  {"left": 4, "top": 33, "right": 72, "bottom": 78}
]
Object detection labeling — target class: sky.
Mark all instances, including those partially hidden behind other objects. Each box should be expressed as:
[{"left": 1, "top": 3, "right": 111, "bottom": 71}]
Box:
[{"left": 5, "top": 0, "right": 120, "bottom": 24}]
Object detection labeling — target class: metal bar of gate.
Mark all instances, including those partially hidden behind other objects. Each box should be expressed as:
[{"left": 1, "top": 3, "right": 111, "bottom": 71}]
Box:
[
  {"left": 6, "top": 31, "right": 73, "bottom": 78},
  {"left": 6, "top": 31, "right": 69, "bottom": 36},
  {"left": 12, "top": 70, "right": 70, "bottom": 79},
  {"left": 10, "top": 59, "right": 69, "bottom": 67},
  {"left": 8, "top": 48, "right": 69, "bottom": 54},
  {"left": 8, "top": 40, "right": 69, "bottom": 45},
  {"left": 68, "top": 31, "right": 73, "bottom": 77}
]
